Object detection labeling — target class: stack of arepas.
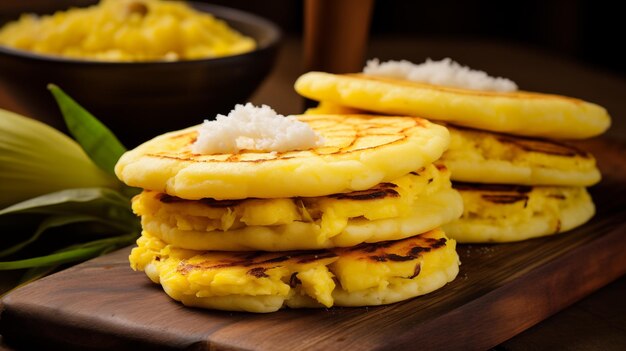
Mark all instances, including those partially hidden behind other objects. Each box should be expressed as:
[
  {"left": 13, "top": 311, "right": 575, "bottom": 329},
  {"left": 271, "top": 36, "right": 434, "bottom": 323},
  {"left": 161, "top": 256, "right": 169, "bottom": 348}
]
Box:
[
  {"left": 296, "top": 58, "right": 611, "bottom": 243},
  {"left": 115, "top": 104, "right": 465, "bottom": 312}
]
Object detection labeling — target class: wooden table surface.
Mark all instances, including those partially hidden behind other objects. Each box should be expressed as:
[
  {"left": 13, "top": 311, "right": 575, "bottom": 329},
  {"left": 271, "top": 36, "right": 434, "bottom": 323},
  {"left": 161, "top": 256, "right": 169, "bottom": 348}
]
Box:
[{"left": 1, "top": 37, "right": 626, "bottom": 350}]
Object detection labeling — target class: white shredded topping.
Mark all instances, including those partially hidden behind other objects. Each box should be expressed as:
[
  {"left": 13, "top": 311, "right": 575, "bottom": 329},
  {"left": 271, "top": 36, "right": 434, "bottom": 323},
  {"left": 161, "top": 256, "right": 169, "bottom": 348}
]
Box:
[
  {"left": 363, "top": 58, "right": 518, "bottom": 92},
  {"left": 192, "top": 103, "right": 323, "bottom": 154}
]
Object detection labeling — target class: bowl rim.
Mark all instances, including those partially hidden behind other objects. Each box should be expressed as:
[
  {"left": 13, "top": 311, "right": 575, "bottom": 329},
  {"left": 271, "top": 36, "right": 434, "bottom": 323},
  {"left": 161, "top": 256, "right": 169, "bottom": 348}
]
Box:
[{"left": 0, "top": 1, "right": 281, "bottom": 66}]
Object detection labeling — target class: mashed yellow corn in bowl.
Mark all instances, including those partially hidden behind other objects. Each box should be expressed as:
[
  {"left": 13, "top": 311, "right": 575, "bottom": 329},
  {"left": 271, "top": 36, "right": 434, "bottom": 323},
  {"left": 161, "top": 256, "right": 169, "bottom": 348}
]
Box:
[
  {"left": 0, "top": 0, "right": 279, "bottom": 146},
  {"left": 0, "top": 0, "right": 256, "bottom": 62}
]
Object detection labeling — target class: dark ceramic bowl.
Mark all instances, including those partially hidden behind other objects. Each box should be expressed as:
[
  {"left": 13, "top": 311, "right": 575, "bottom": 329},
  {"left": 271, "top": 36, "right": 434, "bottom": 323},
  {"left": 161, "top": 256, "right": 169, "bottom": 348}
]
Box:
[{"left": 0, "top": 2, "right": 280, "bottom": 147}]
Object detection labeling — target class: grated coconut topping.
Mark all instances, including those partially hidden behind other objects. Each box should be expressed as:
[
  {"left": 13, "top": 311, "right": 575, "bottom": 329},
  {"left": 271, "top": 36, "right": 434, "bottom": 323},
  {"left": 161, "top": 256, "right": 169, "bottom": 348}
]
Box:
[
  {"left": 363, "top": 58, "right": 518, "bottom": 92},
  {"left": 192, "top": 103, "right": 323, "bottom": 154}
]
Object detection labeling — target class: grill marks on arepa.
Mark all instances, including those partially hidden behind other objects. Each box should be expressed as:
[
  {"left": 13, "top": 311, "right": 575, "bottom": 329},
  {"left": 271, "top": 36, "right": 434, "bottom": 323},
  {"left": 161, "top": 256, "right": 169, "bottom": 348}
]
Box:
[
  {"left": 175, "top": 250, "right": 339, "bottom": 277},
  {"left": 129, "top": 229, "right": 459, "bottom": 312},
  {"left": 494, "top": 135, "right": 590, "bottom": 158},
  {"left": 443, "top": 184, "right": 595, "bottom": 243},
  {"left": 453, "top": 183, "right": 532, "bottom": 206},
  {"left": 158, "top": 180, "right": 402, "bottom": 205},
  {"left": 130, "top": 164, "right": 464, "bottom": 251},
  {"left": 442, "top": 125, "right": 601, "bottom": 186},
  {"left": 327, "top": 182, "right": 399, "bottom": 200},
  {"left": 146, "top": 116, "right": 422, "bottom": 162},
  {"left": 174, "top": 234, "right": 446, "bottom": 277}
]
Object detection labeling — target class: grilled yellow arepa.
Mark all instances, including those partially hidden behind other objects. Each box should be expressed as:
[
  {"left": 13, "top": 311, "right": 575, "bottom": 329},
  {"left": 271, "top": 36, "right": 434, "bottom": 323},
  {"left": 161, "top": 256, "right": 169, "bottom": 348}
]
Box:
[
  {"left": 295, "top": 72, "right": 611, "bottom": 139},
  {"left": 129, "top": 228, "right": 459, "bottom": 313},
  {"left": 442, "top": 125, "right": 601, "bottom": 186},
  {"left": 443, "top": 183, "right": 595, "bottom": 243},
  {"left": 115, "top": 114, "right": 449, "bottom": 200},
  {"left": 132, "top": 164, "right": 463, "bottom": 251}
]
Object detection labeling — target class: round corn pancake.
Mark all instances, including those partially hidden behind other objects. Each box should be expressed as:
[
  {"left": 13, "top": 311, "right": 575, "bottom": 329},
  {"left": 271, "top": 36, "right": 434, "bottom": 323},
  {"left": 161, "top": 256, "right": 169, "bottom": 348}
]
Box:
[
  {"left": 295, "top": 72, "right": 611, "bottom": 139},
  {"left": 442, "top": 125, "right": 601, "bottom": 186},
  {"left": 129, "top": 228, "right": 459, "bottom": 313},
  {"left": 115, "top": 114, "right": 449, "bottom": 200},
  {"left": 442, "top": 183, "right": 595, "bottom": 243},
  {"left": 133, "top": 164, "right": 463, "bottom": 250}
]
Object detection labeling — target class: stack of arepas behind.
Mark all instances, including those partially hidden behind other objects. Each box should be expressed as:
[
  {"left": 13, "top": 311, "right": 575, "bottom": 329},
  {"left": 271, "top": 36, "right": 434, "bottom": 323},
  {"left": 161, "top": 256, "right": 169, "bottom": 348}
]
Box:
[
  {"left": 296, "top": 58, "right": 611, "bottom": 243},
  {"left": 115, "top": 104, "right": 465, "bottom": 312}
]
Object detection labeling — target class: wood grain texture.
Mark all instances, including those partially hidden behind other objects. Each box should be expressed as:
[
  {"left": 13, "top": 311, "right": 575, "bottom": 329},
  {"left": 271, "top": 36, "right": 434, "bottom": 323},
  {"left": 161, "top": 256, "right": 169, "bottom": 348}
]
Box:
[
  {"left": 499, "top": 275, "right": 626, "bottom": 350},
  {"left": 1, "top": 138, "right": 625, "bottom": 351}
]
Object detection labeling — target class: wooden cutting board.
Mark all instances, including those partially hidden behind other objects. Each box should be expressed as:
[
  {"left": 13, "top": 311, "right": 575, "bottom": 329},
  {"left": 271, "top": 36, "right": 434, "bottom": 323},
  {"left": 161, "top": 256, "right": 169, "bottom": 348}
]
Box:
[{"left": 1, "top": 138, "right": 626, "bottom": 351}]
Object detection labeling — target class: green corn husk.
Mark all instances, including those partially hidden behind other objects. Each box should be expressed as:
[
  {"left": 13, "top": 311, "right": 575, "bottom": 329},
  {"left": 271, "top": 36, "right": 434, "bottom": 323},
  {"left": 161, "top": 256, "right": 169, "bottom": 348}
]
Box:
[{"left": 0, "top": 109, "right": 120, "bottom": 208}]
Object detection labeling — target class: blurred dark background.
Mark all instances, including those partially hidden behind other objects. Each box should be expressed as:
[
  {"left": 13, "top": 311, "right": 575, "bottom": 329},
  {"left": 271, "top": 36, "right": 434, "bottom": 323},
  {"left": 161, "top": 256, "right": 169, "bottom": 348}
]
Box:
[
  {"left": 1, "top": 0, "right": 624, "bottom": 77},
  {"left": 208, "top": 0, "right": 625, "bottom": 78}
]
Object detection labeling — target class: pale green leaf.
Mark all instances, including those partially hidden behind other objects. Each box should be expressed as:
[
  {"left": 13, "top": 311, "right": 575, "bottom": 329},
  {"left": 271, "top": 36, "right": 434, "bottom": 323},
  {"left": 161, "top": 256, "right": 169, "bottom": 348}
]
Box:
[{"left": 48, "top": 84, "right": 126, "bottom": 175}]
